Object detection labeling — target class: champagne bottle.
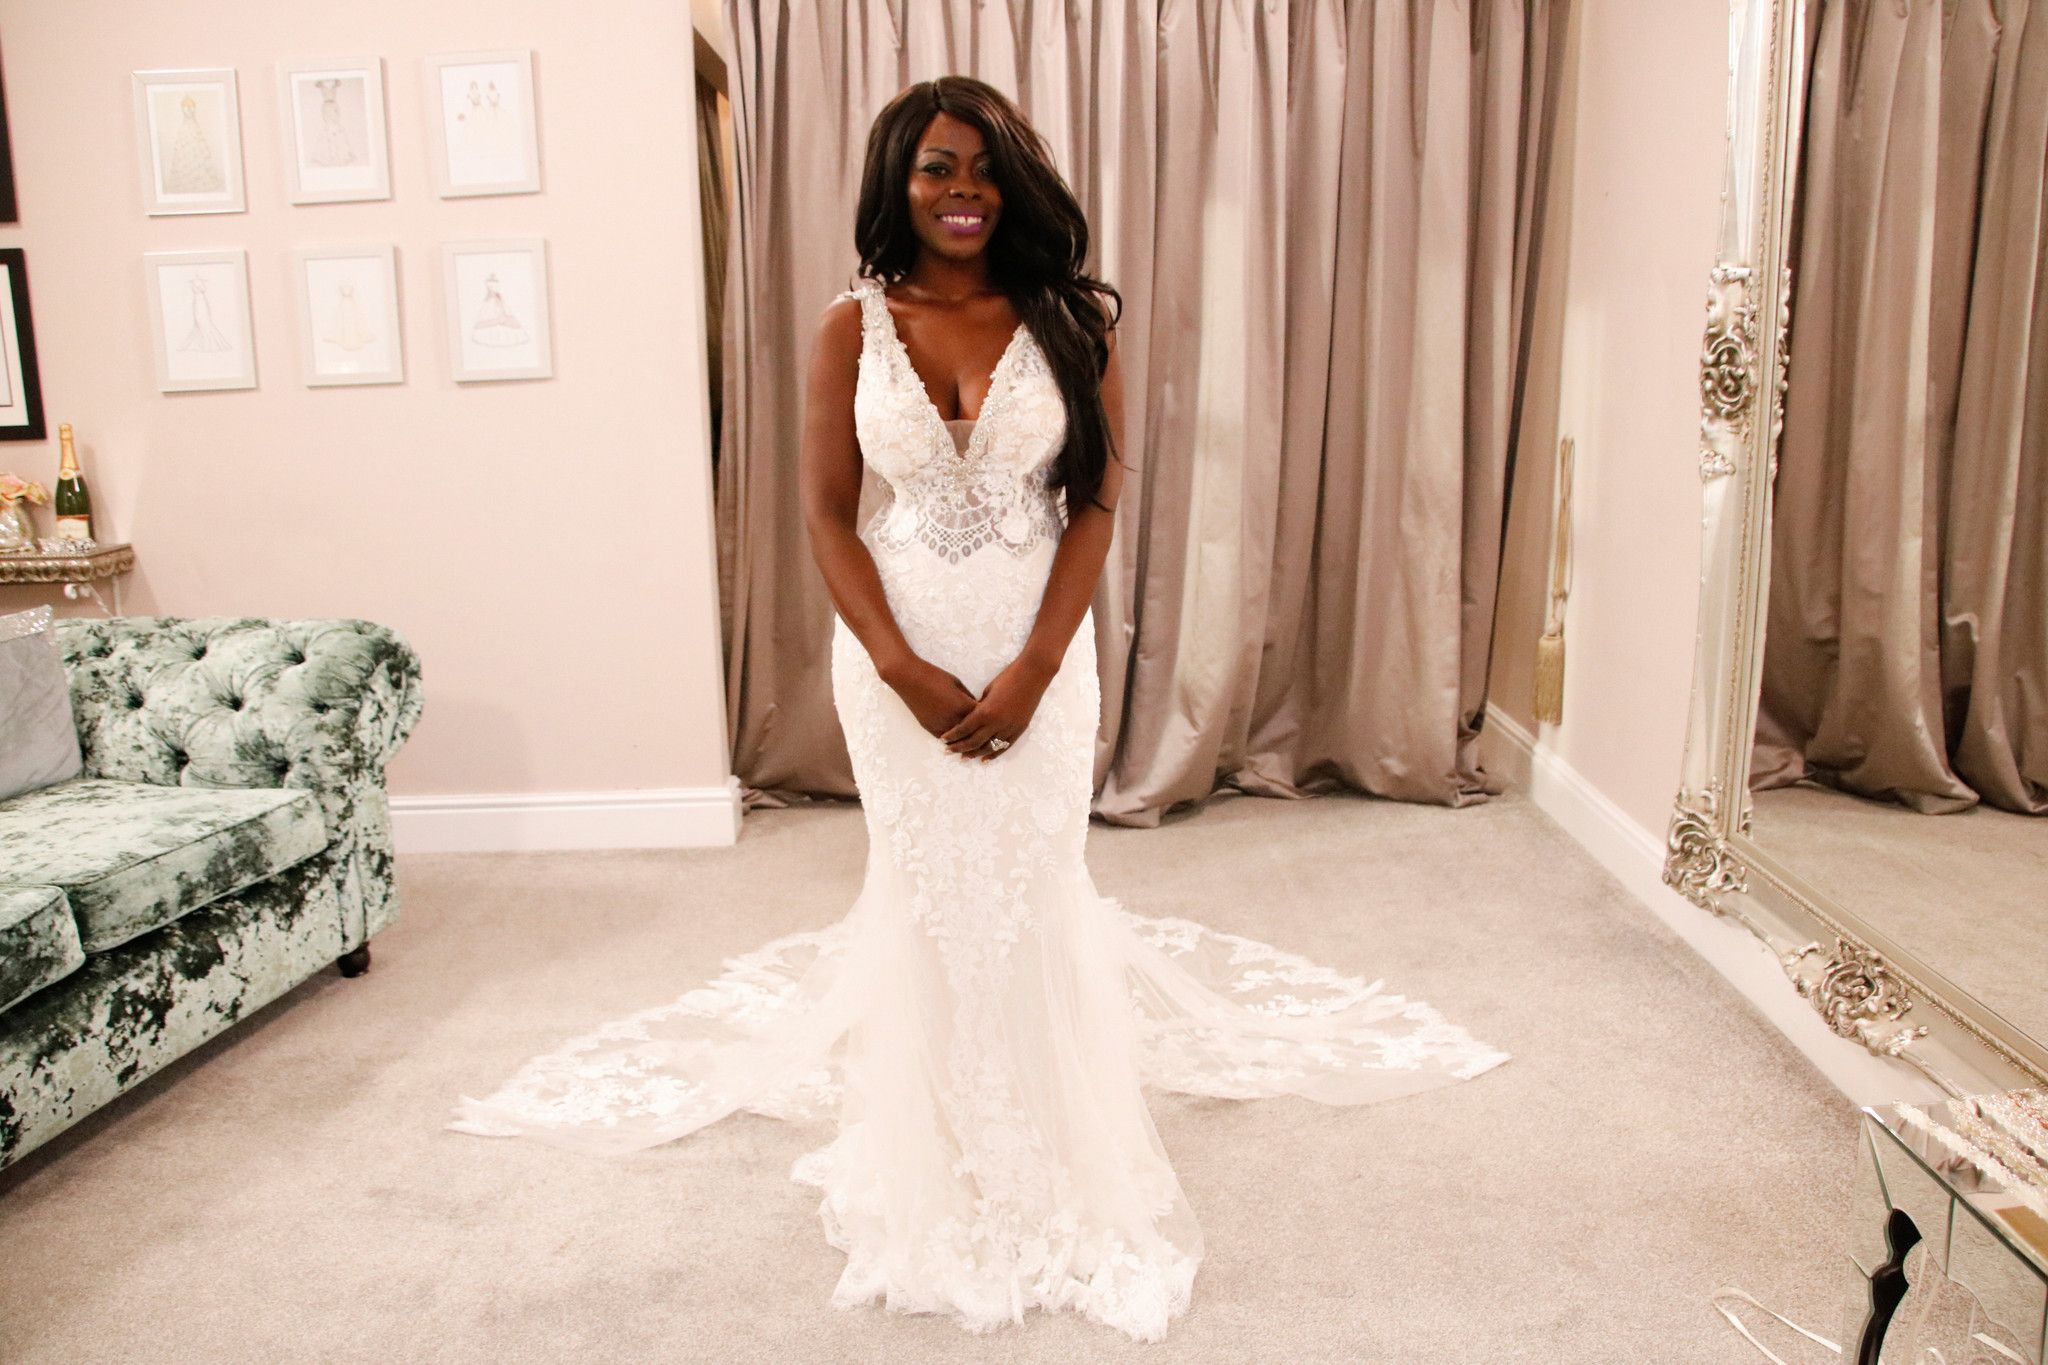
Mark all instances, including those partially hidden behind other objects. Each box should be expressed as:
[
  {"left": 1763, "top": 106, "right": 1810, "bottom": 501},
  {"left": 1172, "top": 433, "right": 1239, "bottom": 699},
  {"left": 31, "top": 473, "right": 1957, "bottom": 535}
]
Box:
[{"left": 54, "top": 423, "right": 92, "bottom": 542}]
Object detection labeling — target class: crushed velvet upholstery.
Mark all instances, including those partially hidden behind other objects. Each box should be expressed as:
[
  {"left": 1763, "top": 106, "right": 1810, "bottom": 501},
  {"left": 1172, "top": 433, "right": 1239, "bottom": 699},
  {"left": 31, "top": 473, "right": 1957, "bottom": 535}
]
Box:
[
  {"left": 0, "top": 779, "right": 327, "bottom": 953},
  {"left": 0, "top": 855, "right": 348, "bottom": 1160},
  {"left": 0, "top": 616, "right": 422, "bottom": 1168},
  {"left": 0, "top": 886, "right": 84, "bottom": 1017}
]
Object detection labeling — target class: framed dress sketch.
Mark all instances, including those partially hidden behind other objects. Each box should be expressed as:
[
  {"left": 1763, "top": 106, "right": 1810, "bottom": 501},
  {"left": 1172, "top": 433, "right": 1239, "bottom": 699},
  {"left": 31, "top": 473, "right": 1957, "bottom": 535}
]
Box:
[
  {"left": 131, "top": 68, "right": 246, "bottom": 215},
  {"left": 144, "top": 249, "right": 257, "bottom": 392},
  {"left": 0, "top": 249, "right": 46, "bottom": 440},
  {"left": 276, "top": 57, "right": 391, "bottom": 204},
  {"left": 293, "top": 244, "right": 403, "bottom": 387},
  {"left": 422, "top": 50, "right": 541, "bottom": 197},
  {"left": 440, "top": 238, "right": 550, "bottom": 382}
]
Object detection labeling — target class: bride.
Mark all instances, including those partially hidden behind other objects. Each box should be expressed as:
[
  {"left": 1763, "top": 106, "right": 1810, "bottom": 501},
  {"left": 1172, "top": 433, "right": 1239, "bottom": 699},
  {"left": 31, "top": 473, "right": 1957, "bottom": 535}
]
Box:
[{"left": 451, "top": 75, "right": 1509, "bottom": 1343}]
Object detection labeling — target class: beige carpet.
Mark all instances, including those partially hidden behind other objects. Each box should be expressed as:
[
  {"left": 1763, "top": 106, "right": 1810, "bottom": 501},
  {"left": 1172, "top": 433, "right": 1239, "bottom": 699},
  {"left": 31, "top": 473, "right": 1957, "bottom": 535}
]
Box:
[{"left": 0, "top": 792, "right": 1869, "bottom": 1363}]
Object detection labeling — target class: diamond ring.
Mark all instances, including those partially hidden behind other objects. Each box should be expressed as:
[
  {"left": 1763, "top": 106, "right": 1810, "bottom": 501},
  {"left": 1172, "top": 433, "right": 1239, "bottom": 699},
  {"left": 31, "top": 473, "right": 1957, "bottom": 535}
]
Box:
[{"left": 988, "top": 737, "right": 1010, "bottom": 752}]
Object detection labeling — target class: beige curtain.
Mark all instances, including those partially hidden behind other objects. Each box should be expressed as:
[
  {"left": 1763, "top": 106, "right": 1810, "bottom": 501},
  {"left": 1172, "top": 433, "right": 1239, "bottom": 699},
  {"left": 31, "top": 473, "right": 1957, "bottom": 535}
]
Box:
[
  {"left": 1945, "top": 0, "right": 2048, "bottom": 813},
  {"left": 1755, "top": 0, "right": 2048, "bottom": 815},
  {"left": 716, "top": 0, "right": 1564, "bottom": 825}
]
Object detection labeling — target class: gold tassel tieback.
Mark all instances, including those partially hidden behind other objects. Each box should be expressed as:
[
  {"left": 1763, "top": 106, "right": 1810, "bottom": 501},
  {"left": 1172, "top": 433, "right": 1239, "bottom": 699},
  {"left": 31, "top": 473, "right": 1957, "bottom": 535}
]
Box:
[{"left": 1534, "top": 435, "right": 1574, "bottom": 726}]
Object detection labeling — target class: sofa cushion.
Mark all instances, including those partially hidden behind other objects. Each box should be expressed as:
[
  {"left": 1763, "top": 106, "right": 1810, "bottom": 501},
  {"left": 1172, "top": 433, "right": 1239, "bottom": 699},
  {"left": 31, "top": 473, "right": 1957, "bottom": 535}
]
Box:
[
  {"left": 0, "top": 778, "right": 328, "bottom": 953},
  {"left": 0, "top": 605, "right": 84, "bottom": 802},
  {"left": 0, "top": 885, "right": 85, "bottom": 1015}
]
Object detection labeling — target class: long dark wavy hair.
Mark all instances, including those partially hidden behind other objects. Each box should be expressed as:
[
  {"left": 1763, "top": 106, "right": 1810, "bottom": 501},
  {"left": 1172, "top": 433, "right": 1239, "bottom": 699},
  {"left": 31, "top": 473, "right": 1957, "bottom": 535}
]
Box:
[{"left": 851, "top": 76, "right": 1125, "bottom": 516}]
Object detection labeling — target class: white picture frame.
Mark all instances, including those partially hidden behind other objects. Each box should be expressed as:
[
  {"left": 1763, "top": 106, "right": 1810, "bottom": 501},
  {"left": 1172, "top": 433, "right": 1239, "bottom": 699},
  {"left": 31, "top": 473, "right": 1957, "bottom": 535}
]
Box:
[
  {"left": 422, "top": 50, "right": 541, "bottom": 198},
  {"left": 131, "top": 68, "right": 246, "bottom": 215},
  {"left": 441, "top": 239, "right": 551, "bottom": 382},
  {"left": 276, "top": 57, "right": 391, "bottom": 204},
  {"left": 293, "top": 244, "right": 403, "bottom": 387},
  {"left": 144, "top": 249, "right": 257, "bottom": 392}
]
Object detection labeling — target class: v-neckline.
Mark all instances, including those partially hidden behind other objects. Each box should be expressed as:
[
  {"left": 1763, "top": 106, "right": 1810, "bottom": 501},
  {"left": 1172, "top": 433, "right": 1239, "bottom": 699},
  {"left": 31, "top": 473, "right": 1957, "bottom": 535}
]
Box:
[{"left": 872, "top": 283, "right": 1029, "bottom": 465}]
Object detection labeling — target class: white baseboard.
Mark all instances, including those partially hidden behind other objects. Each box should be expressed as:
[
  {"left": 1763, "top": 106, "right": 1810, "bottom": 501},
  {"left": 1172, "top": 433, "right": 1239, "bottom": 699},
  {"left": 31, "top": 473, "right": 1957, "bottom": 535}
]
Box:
[
  {"left": 390, "top": 777, "right": 744, "bottom": 853},
  {"left": 1482, "top": 703, "right": 1940, "bottom": 1108}
]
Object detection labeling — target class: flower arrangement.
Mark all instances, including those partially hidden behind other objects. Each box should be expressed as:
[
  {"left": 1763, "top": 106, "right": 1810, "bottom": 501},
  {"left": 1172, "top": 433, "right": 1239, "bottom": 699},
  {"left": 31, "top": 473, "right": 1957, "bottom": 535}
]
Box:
[
  {"left": 0, "top": 473, "right": 49, "bottom": 509},
  {"left": 0, "top": 473, "right": 49, "bottom": 553}
]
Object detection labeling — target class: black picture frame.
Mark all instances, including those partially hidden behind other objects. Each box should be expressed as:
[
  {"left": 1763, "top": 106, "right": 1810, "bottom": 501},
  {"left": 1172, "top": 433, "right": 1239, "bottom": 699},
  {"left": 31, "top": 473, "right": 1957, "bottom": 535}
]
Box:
[
  {"left": 0, "top": 248, "right": 46, "bottom": 442},
  {"left": 0, "top": 44, "right": 15, "bottom": 223}
]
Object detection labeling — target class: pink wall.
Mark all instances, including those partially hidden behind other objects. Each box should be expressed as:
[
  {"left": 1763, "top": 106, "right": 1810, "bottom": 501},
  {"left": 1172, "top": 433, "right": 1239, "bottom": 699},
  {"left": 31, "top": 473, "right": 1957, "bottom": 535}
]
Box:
[
  {"left": 1490, "top": 0, "right": 1727, "bottom": 834},
  {"left": 1, "top": 0, "right": 1721, "bottom": 834},
  {"left": 0, "top": 2, "right": 731, "bottom": 803}
]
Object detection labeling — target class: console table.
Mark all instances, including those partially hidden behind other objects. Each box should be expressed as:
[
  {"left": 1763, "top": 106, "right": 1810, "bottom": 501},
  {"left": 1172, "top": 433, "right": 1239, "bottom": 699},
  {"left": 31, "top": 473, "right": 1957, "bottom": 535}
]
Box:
[
  {"left": 0, "top": 542, "right": 135, "bottom": 616},
  {"left": 1847, "top": 1092, "right": 2048, "bottom": 1363}
]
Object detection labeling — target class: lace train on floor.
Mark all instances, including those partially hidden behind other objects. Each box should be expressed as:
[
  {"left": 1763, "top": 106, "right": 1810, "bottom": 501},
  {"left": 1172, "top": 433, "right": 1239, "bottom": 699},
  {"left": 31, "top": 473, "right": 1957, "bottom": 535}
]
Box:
[{"left": 450, "top": 877, "right": 1508, "bottom": 1341}]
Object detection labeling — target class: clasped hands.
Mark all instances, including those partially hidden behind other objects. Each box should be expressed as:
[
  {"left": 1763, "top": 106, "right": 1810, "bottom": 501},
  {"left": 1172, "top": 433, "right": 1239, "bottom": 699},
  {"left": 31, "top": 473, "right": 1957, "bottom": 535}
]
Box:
[{"left": 884, "top": 649, "right": 1058, "bottom": 761}]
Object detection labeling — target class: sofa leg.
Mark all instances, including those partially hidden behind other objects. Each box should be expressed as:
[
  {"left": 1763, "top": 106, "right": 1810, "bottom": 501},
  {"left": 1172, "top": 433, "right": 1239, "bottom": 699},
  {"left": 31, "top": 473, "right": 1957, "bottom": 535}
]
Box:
[{"left": 337, "top": 944, "right": 372, "bottom": 978}]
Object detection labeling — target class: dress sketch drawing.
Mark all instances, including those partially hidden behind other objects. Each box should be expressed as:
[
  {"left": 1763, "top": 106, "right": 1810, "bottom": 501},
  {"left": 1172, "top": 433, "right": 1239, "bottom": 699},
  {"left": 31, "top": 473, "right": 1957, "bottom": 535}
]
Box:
[
  {"left": 308, "top": 78, "right": 357, "bottom": 167},
  {"left": 469, "top": 275, "right": 530, "bottom": 347},
  {"left": 162, "top": 95, "right": 225, "bottom": 195},
  {"left": 176, "top": 277, "right": 233, "bottom": 354},
  {"left": 322, "top": 281, "right": 373, "bottom": 352}
]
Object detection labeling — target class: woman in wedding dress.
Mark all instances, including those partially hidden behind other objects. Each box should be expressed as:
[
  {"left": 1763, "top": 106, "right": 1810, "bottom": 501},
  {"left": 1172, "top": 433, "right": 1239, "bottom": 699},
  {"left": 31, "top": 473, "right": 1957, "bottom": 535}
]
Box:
[{"left": 450, "top": 75, "right": 1509, "bottom": 1342}]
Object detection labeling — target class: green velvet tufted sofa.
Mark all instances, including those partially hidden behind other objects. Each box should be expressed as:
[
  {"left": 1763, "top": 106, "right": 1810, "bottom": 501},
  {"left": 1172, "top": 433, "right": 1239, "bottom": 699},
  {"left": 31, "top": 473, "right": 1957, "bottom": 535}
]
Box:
[{"left": 0, "top": 615, "right": 423, "bottom": 1170}]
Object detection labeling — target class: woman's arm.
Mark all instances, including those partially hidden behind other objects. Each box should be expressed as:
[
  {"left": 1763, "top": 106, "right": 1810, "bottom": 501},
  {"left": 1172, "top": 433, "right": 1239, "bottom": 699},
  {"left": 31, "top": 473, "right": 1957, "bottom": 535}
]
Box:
[
  {"left": 800, "top": 296, "right": 980, "bottom": 737},
  {"left": 942, "top": 306, "right": 1128, "bottom": 758}
]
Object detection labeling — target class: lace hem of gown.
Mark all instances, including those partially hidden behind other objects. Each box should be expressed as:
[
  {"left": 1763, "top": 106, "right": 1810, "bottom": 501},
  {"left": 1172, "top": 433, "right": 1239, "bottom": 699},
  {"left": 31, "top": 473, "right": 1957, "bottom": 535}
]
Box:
[{"left": 792, "top": 1120, "right": 1201, "bottom": 1340}]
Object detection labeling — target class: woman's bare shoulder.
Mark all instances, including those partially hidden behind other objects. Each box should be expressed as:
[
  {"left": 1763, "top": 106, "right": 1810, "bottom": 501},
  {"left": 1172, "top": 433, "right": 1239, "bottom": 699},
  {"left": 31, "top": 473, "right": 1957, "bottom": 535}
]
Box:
[
  {"left": 813, "top": 289, "right": 865, "bottom": 363},
  {"left": 819, "top": 283, "right": 865, "bottom": 325}
]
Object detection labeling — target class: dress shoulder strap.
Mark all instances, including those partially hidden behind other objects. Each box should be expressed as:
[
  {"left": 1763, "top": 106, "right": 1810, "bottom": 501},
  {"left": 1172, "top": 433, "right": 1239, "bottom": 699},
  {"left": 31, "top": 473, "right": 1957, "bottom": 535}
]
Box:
[{"left": 837, "top": 279, "right": 888, "bottom": 361}]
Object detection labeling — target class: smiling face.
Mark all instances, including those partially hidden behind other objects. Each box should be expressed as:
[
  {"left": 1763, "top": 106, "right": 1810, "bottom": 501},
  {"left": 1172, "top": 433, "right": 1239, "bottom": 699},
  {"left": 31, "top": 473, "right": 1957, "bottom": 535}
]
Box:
[{"left": 905, "top": 112, "right": 1002, "bottom": 263}]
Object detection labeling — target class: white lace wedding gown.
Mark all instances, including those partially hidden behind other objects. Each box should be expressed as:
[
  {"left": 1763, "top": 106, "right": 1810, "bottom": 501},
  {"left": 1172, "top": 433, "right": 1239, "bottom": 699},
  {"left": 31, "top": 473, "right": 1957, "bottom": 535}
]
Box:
[{"left": 449, "top": 277, "right": 1510, "bottom": 1342}]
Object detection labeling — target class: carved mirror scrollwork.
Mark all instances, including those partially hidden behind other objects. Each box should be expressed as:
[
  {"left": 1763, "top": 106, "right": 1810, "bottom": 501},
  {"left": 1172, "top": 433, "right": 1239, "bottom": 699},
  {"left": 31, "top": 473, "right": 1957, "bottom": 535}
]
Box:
[
  {"left": 1699, "top": 264, "right": 1760, "bottom": 479},
  {"left": 1666, "top": 0, "right": 2048, "bottom": 1099}
]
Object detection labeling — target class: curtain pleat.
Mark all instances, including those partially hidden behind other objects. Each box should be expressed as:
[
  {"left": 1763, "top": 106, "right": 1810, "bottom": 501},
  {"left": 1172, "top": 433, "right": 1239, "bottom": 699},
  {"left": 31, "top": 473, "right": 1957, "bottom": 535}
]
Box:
[{"left": 715, "top": 0, "right": 1563, "bottom": 825}]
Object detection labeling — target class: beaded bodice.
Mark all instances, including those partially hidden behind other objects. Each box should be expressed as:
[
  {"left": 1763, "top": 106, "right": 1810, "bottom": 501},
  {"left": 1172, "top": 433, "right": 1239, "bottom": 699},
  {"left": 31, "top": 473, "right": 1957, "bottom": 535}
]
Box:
[{"left": 839, "top": 279, "right": 1068, "bottom": 564}]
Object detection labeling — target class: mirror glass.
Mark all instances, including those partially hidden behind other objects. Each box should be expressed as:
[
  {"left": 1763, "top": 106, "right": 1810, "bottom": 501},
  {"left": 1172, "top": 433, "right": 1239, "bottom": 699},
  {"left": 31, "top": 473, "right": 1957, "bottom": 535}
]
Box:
[{"left": 1745, "top": 0, "right": 2048, "bottom": 1043}]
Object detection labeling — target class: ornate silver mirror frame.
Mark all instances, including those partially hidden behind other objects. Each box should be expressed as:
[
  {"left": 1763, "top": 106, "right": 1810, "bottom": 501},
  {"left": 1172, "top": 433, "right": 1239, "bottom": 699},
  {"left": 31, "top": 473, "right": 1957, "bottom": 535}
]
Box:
[{"left": 1665, "top": 0, "right": 2048, "bottom": 1098}]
